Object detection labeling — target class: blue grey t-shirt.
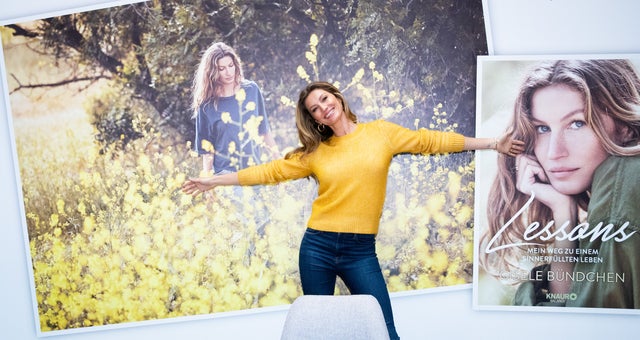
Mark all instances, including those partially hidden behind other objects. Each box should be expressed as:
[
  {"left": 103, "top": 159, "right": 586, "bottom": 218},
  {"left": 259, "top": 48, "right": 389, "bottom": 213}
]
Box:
[{"left": 194, "top": 80, "right": 271, "bottom": 173}]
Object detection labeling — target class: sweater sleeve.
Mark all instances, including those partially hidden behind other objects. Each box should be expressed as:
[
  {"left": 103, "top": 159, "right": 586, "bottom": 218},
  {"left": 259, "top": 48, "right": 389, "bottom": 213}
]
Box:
[
  {"left": 376, "top": 120, "right": 465, "bottom": 154},
  {"left": 237, "top": 152, "right": 312, "bottom": 185}
]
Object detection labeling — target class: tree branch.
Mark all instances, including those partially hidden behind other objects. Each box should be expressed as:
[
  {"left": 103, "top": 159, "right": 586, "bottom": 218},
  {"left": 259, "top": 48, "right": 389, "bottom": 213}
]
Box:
[
  {"left": 5, "top": 24, "right": 39, "bottom": 38},
  {"left": 9, "top": 73, "right": 111, "bottom": 94}
]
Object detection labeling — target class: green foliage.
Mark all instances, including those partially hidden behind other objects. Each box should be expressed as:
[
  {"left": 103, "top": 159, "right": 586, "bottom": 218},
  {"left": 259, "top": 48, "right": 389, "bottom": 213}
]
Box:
[
  {"left": 6, "top": 0, "right": 486, "bottom": 149},
  {"left": 91, "top": 105, "right": 143, "bottom": 155},
  {"left": 347, "top": 0, "right": 487, "bottom": 133}
]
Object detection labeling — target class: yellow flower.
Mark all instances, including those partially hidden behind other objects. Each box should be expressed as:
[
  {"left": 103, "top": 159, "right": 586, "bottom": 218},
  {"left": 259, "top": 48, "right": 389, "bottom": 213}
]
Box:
[
  {"left": 373, "top": 70, "right": 384, "bottom": 81},
  {"left": 352, "top": 68, "right": 364, "bottom": 83},
  {"left": 429, "top": 250, "right": 449, "bottom": 274},
  {"left": 161, "top": 154, "right": 174, "bottom": 171},
  {"left": 305, "top": 51, "right": 316, "bottom": 63},
  {"left": 235, "top": 88, "right": 246, "bottom": 103},
  {"left": 77, "top": 201, "right": 86, "bottom": 216},
  {"left": 309, "top": 33, "right": 318, "bottom": 47},
  {"left": 245, "top": 101, "right": 256, "bottom": 111},
  {"left": 227, "top": 141, "right": 236, "bottom": 154},
  {"left": 201, "top": 139, "right": 214, "bottom": 152},
  {"left": 426, "top": 193, "right": 445, "bottom": 214},
  {"left": 243, "top": 115, "right": 264, "bottom": 140},
  {"left": 82, "top": 215, "right": 95, "bottom": 234},
  {"left": 447, "top": 171, "right": 461, "bottom": 199},
  {"left": 141, "top": 183, "right": 151, "bottom": 195},
  {"left": 56, "top": 199, "right": 65, "bottom": 214},
  {"left": 381, "top": 107, "right": 394, "bottom": 119},
  {"left": 437, "top": 228, "right": 451, "bottom": 242},
  {"left": 297, "top": 66, "right": 310, "bottom": 81},
  {"left": 280, "top": 96, "right": 295, "bottom": 108},
  {"left": 49, "top": 213, "right": 59, "bottom": 228},
  {"left": 221, "top": 112, "right": 232, "bottom": 124},
  {"left": 456, "top": 205, "right": 472, "bottom": 225}
]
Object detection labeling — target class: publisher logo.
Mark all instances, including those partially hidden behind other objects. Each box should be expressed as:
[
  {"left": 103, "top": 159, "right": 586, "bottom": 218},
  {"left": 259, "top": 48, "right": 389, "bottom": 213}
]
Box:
[{"left": 546, "top": 293, "right": 578, "bottom": 303}]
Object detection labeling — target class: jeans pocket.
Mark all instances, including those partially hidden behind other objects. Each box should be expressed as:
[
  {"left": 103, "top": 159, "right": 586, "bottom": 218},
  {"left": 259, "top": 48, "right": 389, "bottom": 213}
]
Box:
[{"left": 353, "top": 233, "right": 376, "bottom": 245}]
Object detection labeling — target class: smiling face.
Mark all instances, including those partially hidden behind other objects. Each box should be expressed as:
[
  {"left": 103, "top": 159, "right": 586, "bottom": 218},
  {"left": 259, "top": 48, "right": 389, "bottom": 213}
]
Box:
[
  {"left": 531, "top": 84, "right": 614, "bottom": 195},
  {"left": 304, "top": 88, "right": 346, "bottom": 127}
]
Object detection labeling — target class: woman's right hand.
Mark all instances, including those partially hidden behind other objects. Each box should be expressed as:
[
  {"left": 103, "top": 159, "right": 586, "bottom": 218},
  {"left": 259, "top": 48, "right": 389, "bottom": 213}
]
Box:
[
  {"left": 514, "top": 154, "right": 574, "bottom": 212},
  {"left": 181, "top": 172, "right": 240, "bottom": 197},
  {"left": 182, "top": 177, "right": 217, "bottom": 197},
  {"left": 515, "top": 154, "right": 578, "bottom": 294}
]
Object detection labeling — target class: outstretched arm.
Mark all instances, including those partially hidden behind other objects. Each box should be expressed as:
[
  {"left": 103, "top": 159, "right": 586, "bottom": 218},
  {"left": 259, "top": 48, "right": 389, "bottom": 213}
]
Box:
[
  {"left": 463, "top": 134, "right": 525, "bottom": 156},
  {"left": 182, "top": 172, "right": 240, "bottom": 197}
]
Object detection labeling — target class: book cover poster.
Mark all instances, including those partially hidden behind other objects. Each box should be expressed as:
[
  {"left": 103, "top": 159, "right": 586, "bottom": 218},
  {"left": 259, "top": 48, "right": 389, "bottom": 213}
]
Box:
[
  {"left": 473, "top": 54, "right": 640, "bottom": 313},
  {"left": 1, "top": 0, "right": 487, "bottom": 336}
]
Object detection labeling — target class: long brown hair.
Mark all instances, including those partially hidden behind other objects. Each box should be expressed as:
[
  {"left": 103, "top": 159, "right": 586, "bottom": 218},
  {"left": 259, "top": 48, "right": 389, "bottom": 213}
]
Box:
[
  {"left": 286, "top": 81, "right": 358, "bottom": 158},
  {"left": 480, "top": 59, "right": 640, "bottom": 278},
  {"left": 191, "top": 42, "right": 244, "bottom": 118}
]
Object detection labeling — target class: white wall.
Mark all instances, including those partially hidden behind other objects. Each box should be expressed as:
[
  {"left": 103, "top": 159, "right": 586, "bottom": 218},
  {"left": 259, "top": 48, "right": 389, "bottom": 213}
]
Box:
[{"left": 2, "top": 1, "right": 640, "bottom": 339}]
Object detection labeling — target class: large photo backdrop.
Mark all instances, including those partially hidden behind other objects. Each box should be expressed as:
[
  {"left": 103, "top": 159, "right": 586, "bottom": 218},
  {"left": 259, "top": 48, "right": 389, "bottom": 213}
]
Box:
[
  {"left": 1, "top": 0, "right": 487, "bottom": 335},
  {"left": 473, "top": 54, "right": 640, "bottom": 314}
]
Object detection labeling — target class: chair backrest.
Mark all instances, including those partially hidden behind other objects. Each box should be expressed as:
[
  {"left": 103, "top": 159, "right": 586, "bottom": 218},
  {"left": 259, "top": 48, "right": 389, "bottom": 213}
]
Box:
[{"left": 280, "top": 294, "right": 390, "bottom": 340}]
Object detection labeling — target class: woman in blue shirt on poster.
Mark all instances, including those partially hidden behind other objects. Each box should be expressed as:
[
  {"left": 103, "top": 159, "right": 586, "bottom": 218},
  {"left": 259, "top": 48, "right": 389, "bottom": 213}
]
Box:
[{"left": 192, "top": 41, "right": 278, "bottom": 175}]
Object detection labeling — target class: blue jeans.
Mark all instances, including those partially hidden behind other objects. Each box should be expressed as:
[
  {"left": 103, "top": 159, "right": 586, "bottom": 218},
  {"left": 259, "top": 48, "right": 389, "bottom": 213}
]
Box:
[{"left": 299, "top": 228, "right": 400, "bottom": 340}]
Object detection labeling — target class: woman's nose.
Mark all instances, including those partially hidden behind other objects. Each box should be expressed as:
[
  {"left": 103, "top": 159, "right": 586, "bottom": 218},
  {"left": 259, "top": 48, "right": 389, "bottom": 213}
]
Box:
[{"left": 546, "top": 131, "right": 569, "bottom": 159}]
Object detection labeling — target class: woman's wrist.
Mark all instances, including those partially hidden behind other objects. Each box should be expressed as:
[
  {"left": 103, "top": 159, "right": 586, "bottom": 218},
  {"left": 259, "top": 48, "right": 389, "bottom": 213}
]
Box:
[{"left": 200, "top": 169, "right": 214, "bottom": 178}]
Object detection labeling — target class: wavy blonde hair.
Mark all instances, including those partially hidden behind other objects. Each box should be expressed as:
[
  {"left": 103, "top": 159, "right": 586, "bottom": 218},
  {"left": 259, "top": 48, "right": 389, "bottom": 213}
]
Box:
[
  {"left": 480, "top": 59, "right": 640, "bottom": 278},
  {"left": 191, "top": 42, "right": 244, "bottom": 118},
  {"left": 286, "top": 81, "right": 358, "bottom": 159}
]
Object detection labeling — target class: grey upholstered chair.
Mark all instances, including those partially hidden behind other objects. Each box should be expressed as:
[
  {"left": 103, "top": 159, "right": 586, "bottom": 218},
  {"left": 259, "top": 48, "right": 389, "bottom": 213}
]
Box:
[{"left": 280, "top": 294, "right": 391, "bottom": 340}]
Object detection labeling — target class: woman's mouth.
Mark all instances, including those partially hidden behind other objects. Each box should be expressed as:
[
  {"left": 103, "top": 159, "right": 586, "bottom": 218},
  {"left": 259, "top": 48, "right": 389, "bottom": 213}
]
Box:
[
  {"left": 324, "top": 109, "right": 335, "bottom": 120},
  {"left": 547, "top": 167, "right": 579, "bottom": 179}
]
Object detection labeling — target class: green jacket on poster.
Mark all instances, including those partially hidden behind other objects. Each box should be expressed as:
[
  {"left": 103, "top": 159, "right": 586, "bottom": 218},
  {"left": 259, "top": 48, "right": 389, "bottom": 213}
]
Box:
[{"left": 514, "top": 155, "right": 640, "bottom": 308}]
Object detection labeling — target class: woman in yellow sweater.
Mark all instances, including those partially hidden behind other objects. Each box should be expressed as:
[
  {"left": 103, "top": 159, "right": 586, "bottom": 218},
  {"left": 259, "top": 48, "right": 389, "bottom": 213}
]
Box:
[{"left": 182, "top": 81, "right": 524, "bottom": 339}]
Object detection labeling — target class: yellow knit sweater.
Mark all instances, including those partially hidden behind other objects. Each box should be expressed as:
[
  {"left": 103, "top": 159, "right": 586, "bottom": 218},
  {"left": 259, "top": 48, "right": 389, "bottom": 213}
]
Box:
[{"left": 238, "top": 120, "right": 465, "bottom": 234}]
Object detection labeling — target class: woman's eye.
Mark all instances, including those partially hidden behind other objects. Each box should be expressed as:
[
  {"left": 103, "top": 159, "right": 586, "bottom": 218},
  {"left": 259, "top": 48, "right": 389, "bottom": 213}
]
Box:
[
  {"left": 570, "top": 120, "right": 587, "bottom": 129},
  {"left": 535, "top": 125, "right": 550, "bottom": 134}
]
